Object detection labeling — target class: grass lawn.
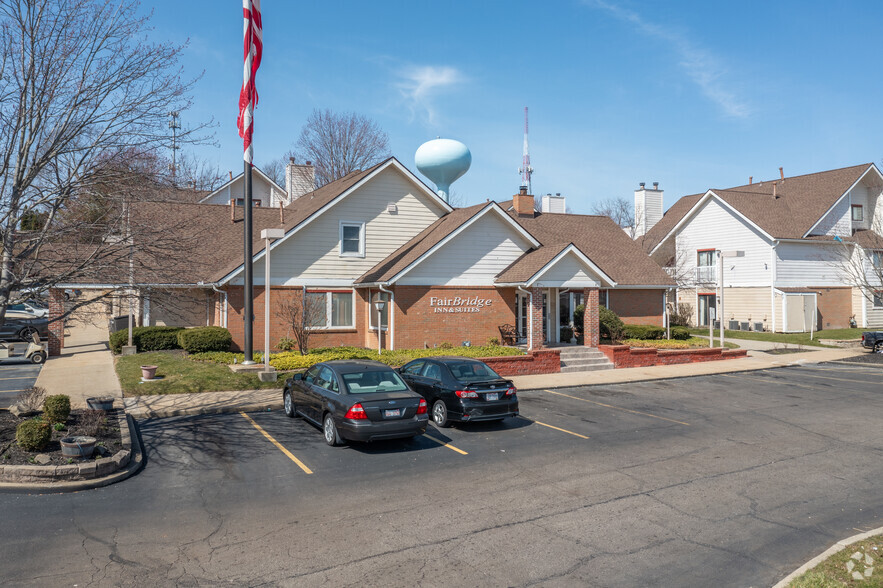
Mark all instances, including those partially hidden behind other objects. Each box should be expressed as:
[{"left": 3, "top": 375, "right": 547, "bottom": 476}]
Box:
[
  {"left": 688, "top": 327, "right": 866, "bottom": 348},
  {"left": 789, "top": 534, "right": 881, "bottom": 587},
  {"left": 115, "top": 351, "right": 287, "bottom": 396}
]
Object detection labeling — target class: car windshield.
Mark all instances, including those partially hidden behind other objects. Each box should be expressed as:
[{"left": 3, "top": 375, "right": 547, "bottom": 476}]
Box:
[
  {"left": 448, "top": 362, "right": 501, "bottom": 383},
  {"left": 342, "top": 370, "right": 409, "bottom": 394}
]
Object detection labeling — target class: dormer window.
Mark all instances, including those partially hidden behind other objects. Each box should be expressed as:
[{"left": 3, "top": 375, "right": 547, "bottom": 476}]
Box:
[
  {"left": 851, "top": 204, "right": 863, "bottom": 222},
  {"left": 339, "top": 221, "right": 365, "bottom": 257}
]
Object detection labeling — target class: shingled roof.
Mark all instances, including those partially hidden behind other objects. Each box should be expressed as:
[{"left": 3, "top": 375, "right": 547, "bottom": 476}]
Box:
[{"left": 642, "top": 163, "right": 877, "bottom": 253}]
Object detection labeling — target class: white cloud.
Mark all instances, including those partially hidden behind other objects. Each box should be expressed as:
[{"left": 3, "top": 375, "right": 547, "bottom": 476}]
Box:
[
  {"left": 396, "top": 65, "right": 464, "bottom": 125},
  {"left": 586, "top": 0, "right": 751, "bottom": 118}
]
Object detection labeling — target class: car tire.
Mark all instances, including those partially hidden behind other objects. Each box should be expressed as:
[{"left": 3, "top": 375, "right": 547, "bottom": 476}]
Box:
[
  {"left": 432, "top": 400, "right": 450, "bottom": 428},
  {"left": 283, "top": 390, "right": 299, "bottom": 418},
  {"left": 18, "top": 326, "right": 37, "bottom": 341},
  {"left": 323, "top": 413, "right": 343, "bottom": 446},
  {"left": 30, "top": 351, "right": 46, "bottom": 364},
  {"left": 875, "top": 342, "right": 883, "bottom": 353}
]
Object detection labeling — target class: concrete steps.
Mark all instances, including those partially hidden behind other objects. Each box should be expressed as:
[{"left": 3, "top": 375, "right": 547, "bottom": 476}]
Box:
[{"left": 557, "top": 347, "right": 614, "bottom": 373}]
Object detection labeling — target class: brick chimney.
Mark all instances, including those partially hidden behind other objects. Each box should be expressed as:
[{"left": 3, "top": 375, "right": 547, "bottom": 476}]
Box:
[
  {"left": 513, "top": 186, "right": 535, "bottom": 217},
  {"left": 285, "top": 158, "right": 316, "bottom": 204}
]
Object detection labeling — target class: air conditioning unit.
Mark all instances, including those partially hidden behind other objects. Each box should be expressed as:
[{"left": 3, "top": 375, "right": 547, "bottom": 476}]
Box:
[
  {"left": 740, "top": 321, "right": 750, "bottom": 331},
  {"left": 728, "top": 320, "right": 739, "bottom": 330},
  {"left": 753, "top": 322, "right": 764, "bottom": 332}
]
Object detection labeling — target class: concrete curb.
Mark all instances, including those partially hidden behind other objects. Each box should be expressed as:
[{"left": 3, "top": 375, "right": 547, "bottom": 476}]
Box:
[
  {"left": 131, "top": 399, "right": 282, "bottom": 419},
  {"left": 0, "top": 413, "right": 145, "bottom": 494},
  {"left": 772, "top": 526, "right": 883, "bottom": 587}
]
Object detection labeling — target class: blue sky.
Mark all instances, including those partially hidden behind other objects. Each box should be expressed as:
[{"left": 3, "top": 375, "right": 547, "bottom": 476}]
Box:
[{"left": 147, "top": 1, "right": 883, "bottom": 214}]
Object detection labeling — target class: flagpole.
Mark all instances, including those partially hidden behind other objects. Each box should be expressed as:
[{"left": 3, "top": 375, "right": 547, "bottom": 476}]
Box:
[{"left": 243, "top": 161, "right": 254, "bottom": 363}]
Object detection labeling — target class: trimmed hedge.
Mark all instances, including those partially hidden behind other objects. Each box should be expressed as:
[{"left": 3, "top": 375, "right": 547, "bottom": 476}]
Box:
[
  {"left": 622, "top": 324, "right": 665, "bottom": 340},
  {"left": 16, "top": 419, "right": 51, "bottom": 451},
  {"left": 110, "top": 326, "right": 184, "bottom": 354},
  {"left": 177, "top": 327, "right": 232, "bottom": 353},
  {"left": 43, "top": 394, "right": 71, "bottom": 424},
  {"left": 670, "top": 326, "right": 691, "bottom": 340},
  {"left": 189, "top": 345, "right": 525, "bottom": 371}
]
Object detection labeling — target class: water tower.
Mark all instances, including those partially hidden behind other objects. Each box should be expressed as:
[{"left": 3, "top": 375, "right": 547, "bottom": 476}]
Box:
[{"left": 415, "top": 138, "right": 471, "bottom": 203}]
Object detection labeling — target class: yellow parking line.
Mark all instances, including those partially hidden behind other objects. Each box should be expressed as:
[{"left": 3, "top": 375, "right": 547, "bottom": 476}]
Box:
[
  {"left": 0, "top": 376, "right": 38, "bottom": 381},
  {"left": 423, "top": 433, "right": 468, "bottom": 455},
  {"left": 784, "top": 371, "right": 881, "bottom": 385},
  {"left": 543, "top": 389, "right": 690, "bottom": 426},
  {"left": 526, "top": 419, "right": 589, "bottom": 439},
  {"left": 240, "top": 412, "right": 313, "bottom": 475},
  {"left": 719, "top": 373, "right": 819, "bottom": 390}
]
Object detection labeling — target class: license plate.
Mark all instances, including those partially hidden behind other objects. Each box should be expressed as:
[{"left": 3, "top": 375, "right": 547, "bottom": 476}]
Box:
[
  {"left": 485, "top": 392, "right": 499, "bottom": 401},
  {"left": 384, "top": 408, "right": 401, "bottom": 418}
]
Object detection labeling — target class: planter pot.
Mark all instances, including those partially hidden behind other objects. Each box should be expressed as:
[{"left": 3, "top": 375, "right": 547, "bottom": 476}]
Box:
[
  {"left": 86, "top": 396, "right": 115, "bottom": 411},
  {"left": 140, "top": 365, "right": 158, "bottom": 380},
  {"left": 60, "top": 436, "right": 97, "bottom": 459}
]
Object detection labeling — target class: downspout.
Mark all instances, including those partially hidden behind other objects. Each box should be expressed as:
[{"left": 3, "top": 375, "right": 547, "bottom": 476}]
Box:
[
  {"left": 517, "top": 286, "right": 532, "bottom": 350},
  {"left": 379, "top": 284, "right": 394, "bottom": 351},
  {"left": 770, "top": 241, "right": 778, "bottom": 332}
]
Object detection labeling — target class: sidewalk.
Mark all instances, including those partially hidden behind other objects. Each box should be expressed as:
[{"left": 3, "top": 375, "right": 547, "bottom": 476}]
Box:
[
  {"left": 34, "top": 322, "right": 122, "bottom": 409},
  {"left": 122, "top": 346, "right": 866, "bottom": 419}
]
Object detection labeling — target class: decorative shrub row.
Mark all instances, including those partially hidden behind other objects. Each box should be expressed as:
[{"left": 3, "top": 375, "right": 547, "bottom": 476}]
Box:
[
  {"left": 622, "top": 324, "right": 666, "bottom": 340},
  {"left": 44, "top": 394, "right": 71, "bottom": 424},
  {"left": 110, "top": 326, "right": 184, "bottom": 354},
  {"left": 619, "top": 337, "right": 710, "bottom": 349},
  {"left": 189, "top": 345, "right": 526, "bottom": 371},
  {"left": 177, "top": 327, "right": 232, "bottom": 353}
]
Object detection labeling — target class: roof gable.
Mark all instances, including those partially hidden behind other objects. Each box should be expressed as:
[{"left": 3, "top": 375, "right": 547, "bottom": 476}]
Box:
[
  {"left": 199, "top": 166, "right": 287, "bottom": 203},
  {"left": 496, "top": 243, "right": 616, "bottom": 287}
]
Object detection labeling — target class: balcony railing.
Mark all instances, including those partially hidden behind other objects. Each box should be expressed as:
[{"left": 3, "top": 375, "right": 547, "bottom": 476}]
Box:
[{"left": 696, "top": 266, "right": 716, "bottom": 283}]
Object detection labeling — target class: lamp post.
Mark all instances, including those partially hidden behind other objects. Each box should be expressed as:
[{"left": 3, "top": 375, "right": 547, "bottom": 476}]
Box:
[
  {"left": 718, "top": 249, "right": 745, "bottom": 349},
  {"left": 260, "top": 228, "right": 284, "bottom": 380},
  {"left": 373, "top": 295, "right": 385, "bottom": 355}
]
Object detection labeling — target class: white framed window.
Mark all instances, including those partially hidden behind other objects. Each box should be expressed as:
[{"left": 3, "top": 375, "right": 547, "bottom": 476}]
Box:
[
  {"left": 369, "top": 291, "right": 389, "bottom": 330},
  {"left": 305, "top": 290, "right": 355, "bottom": 329},
  {"left": 872, "top": 250, "right": 883, "bottom": 269},
  {"left": 874, "top": 291, "right": 883, "bottom": 309},
  {"left": 852, "top": 205, "right": 863, "bottom": 222},
  {"left": 339, "top": 221, "right": 365, "bottom": 257}
]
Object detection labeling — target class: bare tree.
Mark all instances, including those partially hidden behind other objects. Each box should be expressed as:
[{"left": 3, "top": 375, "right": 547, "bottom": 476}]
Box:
[
  {"left": 275, "top": 289, "right": 328, "bottom": 355},
  {"left": 0, "top": 0, "right": 210, "bottom": 322},
  {"left": 295, "top": 109, "right": 390, "bottom": 187},
  {"left": 592, "top": 197, "right": 636, "bottom": 238},
  {"left": 259, "top": 154, "right": 290, "bottom": 189},
  {"left": 174, "top": 152, "right": 226, "bottom": 192},
  {"left": 832, "top": 217, "right": 883, "bottom": 323}
]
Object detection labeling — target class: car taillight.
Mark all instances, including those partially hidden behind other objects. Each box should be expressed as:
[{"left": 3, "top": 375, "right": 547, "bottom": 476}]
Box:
[
  {"left": 344, "top": 403, "right": 367, "bottom": 419},
  {"left": 455, "top": 390, "right": 478, "bottom": 398},
  {"left": 416, "top": 398, "right": 427, "bottom": 415},
  {"left": 505, "top": 386, "right": 516, "bottom": 396}
]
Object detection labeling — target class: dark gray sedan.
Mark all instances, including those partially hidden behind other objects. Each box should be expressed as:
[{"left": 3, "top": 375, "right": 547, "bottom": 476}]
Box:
[
  {"left": 0, "top": 316, "right": 49, "bottom": 341},
  {"left": 283, "top": 360, "right": 429, "bottom": 446}
]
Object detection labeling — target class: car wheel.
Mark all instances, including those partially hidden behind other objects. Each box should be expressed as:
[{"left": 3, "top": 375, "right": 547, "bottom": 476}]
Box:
[
  {"left": 30, "top": 351, "right": 46, "bottom": 364},
  {"left": 875, "top": 342, "right": 883, "bottom": 353},
  {"left": 283, "top": 390, "right": 298, "bottom": 418},
  {"left": 323, "top": 413, "right": 343, "bottom": 446},
  {"left": 432, "top": 400, "right": 450, "bottom": 428},
  {"left": 18, "top": 326, "right": 37, "bottom": 341}
]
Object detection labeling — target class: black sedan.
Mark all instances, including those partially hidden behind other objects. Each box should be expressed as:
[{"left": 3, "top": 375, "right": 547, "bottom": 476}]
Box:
[
  {"left": 398, "top": 357, "right": 518, "bottom": 427},
  {"left": 283, "top": 360, "right": 428, "bottom": 446},
  {"left": 0, "top": 315, "right": 49, "bottom": 341}
]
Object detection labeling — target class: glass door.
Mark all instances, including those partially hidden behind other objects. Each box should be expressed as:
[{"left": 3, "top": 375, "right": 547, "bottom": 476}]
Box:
[
  {"left": 516, "top": 292, "right": 528, "bottom": 343},
  {"left": 698, "top": 293, "right": 716, "bottom": 326}
]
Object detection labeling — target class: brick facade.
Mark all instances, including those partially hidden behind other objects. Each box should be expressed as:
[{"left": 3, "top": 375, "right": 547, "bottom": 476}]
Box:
[
  {"left": 48, "top": 288, "right": 65, "bottom": 356},
  {"left": 393, "top": 286, "right": 517, "bottom": 349},
  {"left": 607, "top": 289, "right": 665, "bottom": 327},
  {"left": 583, "top": 287, "right": 599, "bottom": 347},
  {"left": 529, "top": 287, "right": 544, "bottom": 350},
  {"left": 807, "top": 286, "right": 852, "bottom": 330}
]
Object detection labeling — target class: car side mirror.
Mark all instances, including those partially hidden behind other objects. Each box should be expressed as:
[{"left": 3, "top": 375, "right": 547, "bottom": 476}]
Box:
[{"left": 293, "top": 373, "right": 303, "bottom": 381}]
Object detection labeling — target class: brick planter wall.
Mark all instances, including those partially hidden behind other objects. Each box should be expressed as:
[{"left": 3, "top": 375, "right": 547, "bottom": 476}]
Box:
[
  {"left": 481, "top": 349, "right": 561, "bottom": 376},
  {"left": 598, "top": 345, "right": 747, "bottom": 369}
]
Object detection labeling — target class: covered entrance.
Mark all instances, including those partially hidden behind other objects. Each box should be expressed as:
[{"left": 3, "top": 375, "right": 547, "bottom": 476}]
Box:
[{"left": 516, "top": 288, "right": 583, "bottom": 345}]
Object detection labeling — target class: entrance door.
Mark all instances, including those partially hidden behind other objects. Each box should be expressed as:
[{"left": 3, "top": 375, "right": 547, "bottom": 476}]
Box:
[
  {"left": 698, "top": 293, "right": 716, "bottom": 326},
  {"left": 516, "top": 292, "right": 528, "bottom": 343}
]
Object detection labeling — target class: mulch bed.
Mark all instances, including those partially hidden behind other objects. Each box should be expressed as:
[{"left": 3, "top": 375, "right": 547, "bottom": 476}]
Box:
[
  {"left": 0, "top": 409, "right": 123, "bottom": 466},
  {"left": 835, "top": 351, "right": 883, "bottom": 365}
]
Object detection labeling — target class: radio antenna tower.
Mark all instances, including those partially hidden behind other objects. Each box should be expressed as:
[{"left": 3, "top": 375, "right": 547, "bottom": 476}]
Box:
[
  {"left": 168, "top": 111, "right": 181, "bottom": 185},
  {"left": 518, "top": 106, "right": 533, "bottom": 193}
]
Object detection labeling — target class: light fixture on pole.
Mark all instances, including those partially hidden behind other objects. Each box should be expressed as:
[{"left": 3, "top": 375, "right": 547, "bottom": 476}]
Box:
[
  {"left": 260, "top": 228, "right": 285, "bottom": 381},
  {"left": 718, "top": 250, "right": 745, "bottom": 349},
  {"left": 373, "top": 295, "right": 386, "bottom": 355}
]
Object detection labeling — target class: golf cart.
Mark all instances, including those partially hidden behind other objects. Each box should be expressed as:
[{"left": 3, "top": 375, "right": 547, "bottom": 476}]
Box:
[{"left": 0, "top": 332, "right": 47, "bottom": 364}]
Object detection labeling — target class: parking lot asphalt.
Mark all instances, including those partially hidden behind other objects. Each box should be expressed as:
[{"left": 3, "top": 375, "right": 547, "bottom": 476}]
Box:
[
  {"left": 0, "top": 362, "right": 881, "bottom": 587},
  {"left": 0, "top": 361, "right": 42, "bottom": 408}
]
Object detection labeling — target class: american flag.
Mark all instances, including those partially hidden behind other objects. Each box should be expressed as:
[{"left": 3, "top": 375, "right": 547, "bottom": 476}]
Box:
[{"left": 237, "top": 0, "right": 262, "bottom": 164}]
